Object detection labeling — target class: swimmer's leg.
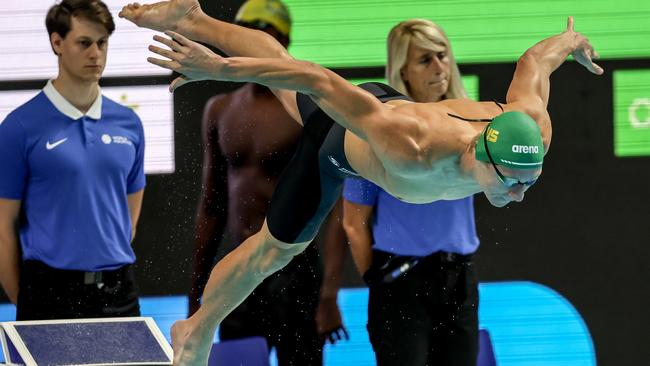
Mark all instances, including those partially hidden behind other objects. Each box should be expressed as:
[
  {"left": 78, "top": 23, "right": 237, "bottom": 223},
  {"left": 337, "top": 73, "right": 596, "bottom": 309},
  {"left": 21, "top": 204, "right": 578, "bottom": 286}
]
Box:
[
  {"left": 120, "top": 0, "right": 289, "bottom": 60},
  {"left": 171, "top": 220, "right": 310, "bottom": 366},
  {"left": 120, "top": 1, "right": 302, "bottom": 123}
]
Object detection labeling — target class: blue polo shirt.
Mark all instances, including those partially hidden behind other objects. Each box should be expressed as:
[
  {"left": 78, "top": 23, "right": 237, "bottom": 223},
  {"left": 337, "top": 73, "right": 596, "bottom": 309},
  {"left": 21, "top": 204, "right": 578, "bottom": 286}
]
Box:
[
  {"left": 0, "top": 81, "right": 146, "bottom": 271},
  {"left": 343, "top": 178, "right": 479, "bottom": 256}
]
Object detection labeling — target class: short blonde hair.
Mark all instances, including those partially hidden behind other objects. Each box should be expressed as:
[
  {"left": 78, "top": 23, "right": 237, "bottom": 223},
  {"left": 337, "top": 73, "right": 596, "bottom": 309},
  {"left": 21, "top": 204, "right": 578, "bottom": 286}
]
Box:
[{"left": 386, "top": 19, "right": 467, "bottom": 100}]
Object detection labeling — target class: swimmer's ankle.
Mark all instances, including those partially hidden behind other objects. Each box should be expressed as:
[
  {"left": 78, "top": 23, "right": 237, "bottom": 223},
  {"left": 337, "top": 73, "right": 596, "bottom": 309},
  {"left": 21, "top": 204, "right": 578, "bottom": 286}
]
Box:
[
  {"left": 164, "top": 0, "right": 203, "bottom": 38},
  {"left": 186, "top": 310, "right": 218, "bottom": 340},
  {"left": 176, "top": 2, "right": 203, "bottom": 34}
]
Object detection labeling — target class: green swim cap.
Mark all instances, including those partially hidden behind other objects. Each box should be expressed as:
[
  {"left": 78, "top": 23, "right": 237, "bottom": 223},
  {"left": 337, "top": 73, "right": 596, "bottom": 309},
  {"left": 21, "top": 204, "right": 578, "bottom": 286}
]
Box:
[{"left": 475, "top": 111, "right": 544, "bottom": 169}]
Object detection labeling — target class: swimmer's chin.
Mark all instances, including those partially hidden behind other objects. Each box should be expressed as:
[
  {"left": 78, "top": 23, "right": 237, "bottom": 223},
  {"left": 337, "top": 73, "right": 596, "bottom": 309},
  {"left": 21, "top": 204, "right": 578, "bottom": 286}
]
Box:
[{"left": 487, "top": 197, "right": 510, "bottom": 208}]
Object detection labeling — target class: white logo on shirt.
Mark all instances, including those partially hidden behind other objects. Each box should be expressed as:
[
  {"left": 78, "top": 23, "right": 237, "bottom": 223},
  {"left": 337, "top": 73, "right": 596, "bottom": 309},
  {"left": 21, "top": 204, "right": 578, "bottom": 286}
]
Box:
[
  {"left": 46, "top": 138, "right": 68, "bottom": 150},
  {"left": 102, "top": 134, "right": 132, "bottom": 146},
  {"left": 114, "top": 136, "right": 132, "bottom": 145}
]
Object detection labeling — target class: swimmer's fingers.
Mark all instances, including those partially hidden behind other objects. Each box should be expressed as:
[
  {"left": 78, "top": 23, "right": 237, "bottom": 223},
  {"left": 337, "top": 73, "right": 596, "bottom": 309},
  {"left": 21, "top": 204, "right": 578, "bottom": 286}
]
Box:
[
  {"left": 147, "top": 56, "right": 196, "bottom": 88},
  {"left": 586, "top": 59, "right": 604, "bottom": 75},
  {"left": 574, "top": 54, "right": 604, "bottom": 75},
  {"left": 161, "top": 31, "right": 216, "bottom": 60},
  {"left": 148, "top": 32, "right": 224, "bottom": 87},
  {"left": 148, "top": 44, "right": 178, "bottom": 61},
  {"left": 572, "top": 41, "right": 604, "bottom": 75},
  {"left": 165, "top": 30, "right": 193, "bottom": 47},
  {"left": 153, "top": 34, "right": 184, "bottom": 53},
  {"left": 586, "top": 54, "right": 604, "bottom": 75},
  {"left": 568, "top": 27, "right": 604, "bottom": 76},
  {"left": 566, "top": 16, "right": 574, "bottom": 32},
  {"left": 147, "top": 56, "right": 180, "bottom": 72}
]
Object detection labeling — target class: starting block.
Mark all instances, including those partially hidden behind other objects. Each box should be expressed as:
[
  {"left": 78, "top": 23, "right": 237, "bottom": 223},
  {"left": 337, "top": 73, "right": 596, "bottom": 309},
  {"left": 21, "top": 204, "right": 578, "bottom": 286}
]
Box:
[{"left": 0, "top": 317, "right": 172, "bottom": 366}]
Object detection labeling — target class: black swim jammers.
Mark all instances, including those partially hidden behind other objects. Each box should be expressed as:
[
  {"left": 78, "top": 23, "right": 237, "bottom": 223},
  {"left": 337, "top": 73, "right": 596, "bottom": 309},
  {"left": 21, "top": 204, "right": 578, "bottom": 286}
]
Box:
[{"left": 266, "top": 82, "right": 410, "bottom": 243}]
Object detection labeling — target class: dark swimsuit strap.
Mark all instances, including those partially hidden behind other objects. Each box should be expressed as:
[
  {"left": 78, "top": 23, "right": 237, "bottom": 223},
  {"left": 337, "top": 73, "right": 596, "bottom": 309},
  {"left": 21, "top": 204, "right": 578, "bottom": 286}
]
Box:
[{"left": 447, "top": 100, "right": 504, "bottom": 123}]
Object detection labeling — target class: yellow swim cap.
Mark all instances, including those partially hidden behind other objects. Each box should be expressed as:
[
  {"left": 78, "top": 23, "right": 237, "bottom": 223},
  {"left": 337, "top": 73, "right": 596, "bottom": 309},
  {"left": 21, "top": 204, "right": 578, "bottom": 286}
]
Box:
[{"left": 234, "top": 0, "right": 291, "bottom": 37}]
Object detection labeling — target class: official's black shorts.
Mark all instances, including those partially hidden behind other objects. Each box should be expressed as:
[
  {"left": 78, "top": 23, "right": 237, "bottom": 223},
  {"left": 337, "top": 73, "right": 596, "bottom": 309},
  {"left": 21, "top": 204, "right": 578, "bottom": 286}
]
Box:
[{"left": 16, "top": 260, "right": 140, "bottom": 320}]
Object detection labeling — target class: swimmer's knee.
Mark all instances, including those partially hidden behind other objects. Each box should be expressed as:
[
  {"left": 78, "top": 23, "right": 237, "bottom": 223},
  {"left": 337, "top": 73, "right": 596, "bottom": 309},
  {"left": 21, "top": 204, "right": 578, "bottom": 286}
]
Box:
[
  {"left": 256, "top": 240, "right": 310, "bottom": 278},
  {"left": 254, "top": 223, "right": 311, "bottom": 277}
]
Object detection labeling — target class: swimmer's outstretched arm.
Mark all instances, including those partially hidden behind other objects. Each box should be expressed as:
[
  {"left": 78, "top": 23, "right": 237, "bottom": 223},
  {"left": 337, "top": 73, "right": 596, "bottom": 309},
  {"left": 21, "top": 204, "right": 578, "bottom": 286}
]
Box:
[
  {"left": 148, "top": 31, "right": 425, "bottom": 172},
  {"left": 505, "top": 16, "right": 603, "bottom": 152},
  {"left": 121, "top": 1, "right": 425, "bottom": 170}
]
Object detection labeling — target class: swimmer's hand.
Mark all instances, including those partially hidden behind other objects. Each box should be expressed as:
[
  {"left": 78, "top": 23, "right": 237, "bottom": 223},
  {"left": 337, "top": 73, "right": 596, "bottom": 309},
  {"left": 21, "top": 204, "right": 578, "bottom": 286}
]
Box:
[
  {"left": 147, "top": 31, "right": 223, "bottom": 91},
  {"left": 565, "top": 16, "right": 604, "bottom": 75}
]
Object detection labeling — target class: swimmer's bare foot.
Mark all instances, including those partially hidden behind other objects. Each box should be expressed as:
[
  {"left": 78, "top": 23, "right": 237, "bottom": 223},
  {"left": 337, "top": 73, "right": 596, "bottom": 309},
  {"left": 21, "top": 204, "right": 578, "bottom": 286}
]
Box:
[
  {"left": 119, "top": 0, "right": 202, "bottom": 33},
  {"left": 170, "top": 318, "right": 213, "bottom": 366}
]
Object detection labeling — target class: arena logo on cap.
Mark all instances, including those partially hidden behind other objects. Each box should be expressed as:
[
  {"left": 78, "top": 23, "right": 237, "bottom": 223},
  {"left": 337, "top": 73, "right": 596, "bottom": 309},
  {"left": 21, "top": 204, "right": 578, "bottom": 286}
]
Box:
[{"left": 511, "top": 145, "right": 539, "bottom": 154}]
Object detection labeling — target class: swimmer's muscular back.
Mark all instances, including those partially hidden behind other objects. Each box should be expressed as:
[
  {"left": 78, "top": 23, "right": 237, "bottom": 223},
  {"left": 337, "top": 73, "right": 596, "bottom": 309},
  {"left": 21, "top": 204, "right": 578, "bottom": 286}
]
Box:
[
  {"left": 345, "top": 98, "right": 522, "bottom": 203},
  {"left": 202, "top": 83, "right": 301, "bottom": 243}
]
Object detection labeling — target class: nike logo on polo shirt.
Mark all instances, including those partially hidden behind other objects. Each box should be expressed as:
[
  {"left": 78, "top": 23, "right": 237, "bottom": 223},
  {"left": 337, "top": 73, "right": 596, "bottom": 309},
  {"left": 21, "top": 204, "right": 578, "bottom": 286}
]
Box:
[{"left": 46, "top": 138, "right": 68, "bottom": 150}]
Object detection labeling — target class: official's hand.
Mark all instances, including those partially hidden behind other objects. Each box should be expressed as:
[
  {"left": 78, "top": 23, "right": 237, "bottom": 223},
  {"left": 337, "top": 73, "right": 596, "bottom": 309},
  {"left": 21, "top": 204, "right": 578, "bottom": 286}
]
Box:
[{"left": 147, "top": 30, "right": 225, "bottom": 91}]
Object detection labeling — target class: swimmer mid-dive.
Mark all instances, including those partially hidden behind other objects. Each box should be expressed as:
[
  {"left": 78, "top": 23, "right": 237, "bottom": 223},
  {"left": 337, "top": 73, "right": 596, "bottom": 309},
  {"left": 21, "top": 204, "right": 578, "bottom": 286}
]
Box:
[{"left": 120, "top": 1, "right": 603, "bottom": 364}]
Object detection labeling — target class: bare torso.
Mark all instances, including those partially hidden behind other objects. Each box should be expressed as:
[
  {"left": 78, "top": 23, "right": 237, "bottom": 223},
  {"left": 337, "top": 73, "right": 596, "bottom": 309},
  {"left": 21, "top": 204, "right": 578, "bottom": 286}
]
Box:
[
  {"left": 345, "top": 98, "right": 508, "bottom": 203},
  {"left": 208, "top": 84, "right": 301, "bottom": 243}
]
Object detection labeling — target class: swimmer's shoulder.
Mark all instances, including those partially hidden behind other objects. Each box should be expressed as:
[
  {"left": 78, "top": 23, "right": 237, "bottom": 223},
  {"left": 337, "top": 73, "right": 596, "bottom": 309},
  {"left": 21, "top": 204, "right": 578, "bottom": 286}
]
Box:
[{"left": 385, "top": 99, "right": 412, "bottom": 108}]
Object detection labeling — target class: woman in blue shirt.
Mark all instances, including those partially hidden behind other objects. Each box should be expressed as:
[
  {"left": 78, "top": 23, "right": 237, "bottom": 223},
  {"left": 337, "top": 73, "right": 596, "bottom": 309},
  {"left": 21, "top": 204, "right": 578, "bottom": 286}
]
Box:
[{"left": 343, "top": 19, "right": 480, "bottom": 366}]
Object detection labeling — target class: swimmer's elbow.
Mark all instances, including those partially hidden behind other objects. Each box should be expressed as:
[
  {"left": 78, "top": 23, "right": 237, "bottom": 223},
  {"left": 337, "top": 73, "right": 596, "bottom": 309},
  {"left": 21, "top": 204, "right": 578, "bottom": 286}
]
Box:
[
  {"left": 528, "top": 109, "right": 552, "bottom": 155},
  {"left": 412, "top": 138, "right": 429, "bottom": 165},
  {"left": 518, "top": 49, "right": 546, "bottom": 73},
  {"left": 518, "top": 50, "right": 537, "bottom": 64},
  {"left": 305, "top": 65, "right": 337, "bottom": 97},
  {"left": 400, "top": 120, "right": 431, "bottom": 169}
]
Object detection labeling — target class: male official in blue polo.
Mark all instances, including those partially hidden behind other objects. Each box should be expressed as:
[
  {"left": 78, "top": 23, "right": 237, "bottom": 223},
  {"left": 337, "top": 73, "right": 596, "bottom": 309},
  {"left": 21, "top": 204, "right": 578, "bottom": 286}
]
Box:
[{"left": 0, "top": 0, "right": 146, "bottom": 320}]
